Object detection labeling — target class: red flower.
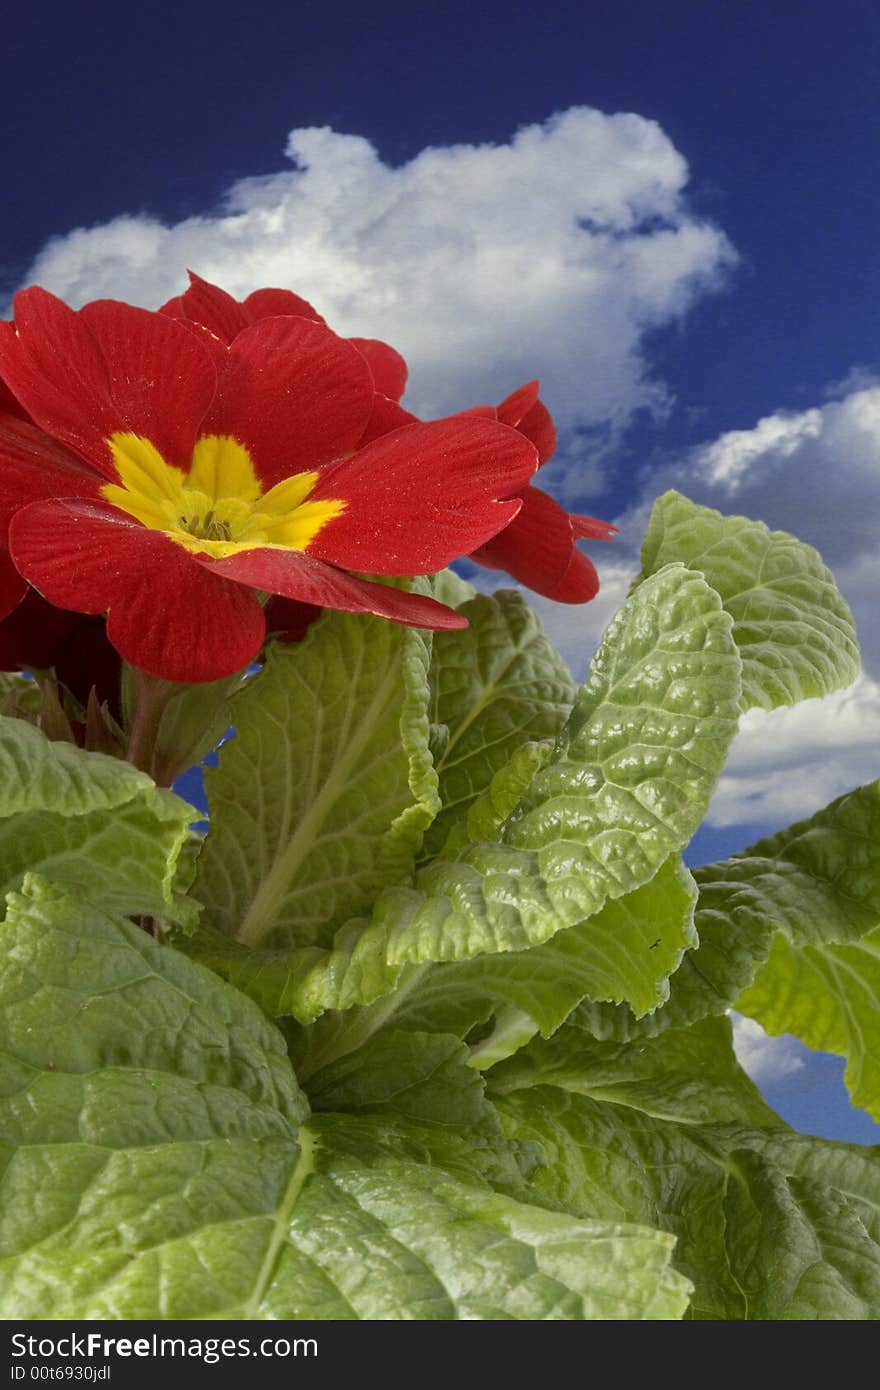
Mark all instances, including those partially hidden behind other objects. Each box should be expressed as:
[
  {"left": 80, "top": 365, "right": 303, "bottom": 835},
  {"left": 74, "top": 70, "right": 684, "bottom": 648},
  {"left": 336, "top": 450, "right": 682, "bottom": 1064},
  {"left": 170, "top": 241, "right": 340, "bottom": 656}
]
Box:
[
  {"left": 0, "top": 288, "right": 537, "bottom": 682},
  {"left": 164, "top": 275, "right": 615, "bottom": 607},
  {"left": 470, "top": 381, "right": 617, "bottom": 603}
]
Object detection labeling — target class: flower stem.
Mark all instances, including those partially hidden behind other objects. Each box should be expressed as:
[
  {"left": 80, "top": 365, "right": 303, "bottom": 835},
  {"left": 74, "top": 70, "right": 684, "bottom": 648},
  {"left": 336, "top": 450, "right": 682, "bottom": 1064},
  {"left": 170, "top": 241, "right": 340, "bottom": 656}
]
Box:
[{"left": 124, "top": 668, "right": 180, "bottom": 784}]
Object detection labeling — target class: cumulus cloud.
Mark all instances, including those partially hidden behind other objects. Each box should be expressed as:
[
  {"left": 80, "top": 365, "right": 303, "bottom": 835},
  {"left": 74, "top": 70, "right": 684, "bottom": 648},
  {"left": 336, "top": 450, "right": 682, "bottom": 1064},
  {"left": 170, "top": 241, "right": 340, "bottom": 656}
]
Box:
[
  {"left": 731, "top": 1014, "right": 806, "bottom": 1087},
  {"left": 695, "top": 407, "right": 824, "bottom": 494},
  {"left": 17, "top": 108, "right": 734, "bottom": 441},
  {"left": 688, "top": 386, "right": 880, "bottom": 578},
  {"left": 707, "top": 674, "right": 880, "bottom": 826}
]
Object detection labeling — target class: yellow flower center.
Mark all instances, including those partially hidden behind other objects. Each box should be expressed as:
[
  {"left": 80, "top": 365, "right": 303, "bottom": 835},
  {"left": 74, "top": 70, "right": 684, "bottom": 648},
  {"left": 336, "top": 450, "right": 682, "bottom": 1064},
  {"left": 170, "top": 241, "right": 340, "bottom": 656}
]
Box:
[{"left": 101, "top": 433, "right": 345, "bottom": 558}]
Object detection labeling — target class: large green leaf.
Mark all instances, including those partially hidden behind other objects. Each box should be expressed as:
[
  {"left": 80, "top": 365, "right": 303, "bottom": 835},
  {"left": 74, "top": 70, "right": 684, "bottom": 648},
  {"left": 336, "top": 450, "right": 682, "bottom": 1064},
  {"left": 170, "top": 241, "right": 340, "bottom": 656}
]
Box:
[
  {"left": 289, "top": 855, "right": 699, "bottom": 1080},
  {"left": 0, "top": 714, "right": 194, "bottom": 923},
  {"left": 492, "top": 1019, "right": 880, "bottom": 1319},
  {"left": 577, "top": 778, "right": 880, "bottom": 1042},
  {"left": 0, "top": 880, "right": 689, "bottom": 1320},
  {"left": 639, "top": 490, "right": 859, "bottom": 711},
  {"left": 184, "top": 563, "right": 740, "bottom": 1021},
  {"left": 731, "top": 1128, "right": 880, "bottom": 1244},
  {"left": 423, "top": 590, "right": 576, "bottom": 859},
  {"left": 490, "top": 1015, "right": 781, "bottom": 1128},
  {"left": 394, "top": 855, "right": 697, "bottom": 1040},
  {"left": 194, "top": 608, "right": 439, "bottom": 950}
]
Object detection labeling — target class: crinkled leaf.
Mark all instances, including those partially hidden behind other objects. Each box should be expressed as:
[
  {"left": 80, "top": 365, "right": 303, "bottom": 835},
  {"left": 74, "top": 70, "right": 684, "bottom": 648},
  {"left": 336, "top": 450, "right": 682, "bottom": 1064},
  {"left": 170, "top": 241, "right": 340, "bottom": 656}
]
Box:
[
  {"left": 639, "top": 490, "right": 859, "bottom": 711},
  {"left": 490, "top": 1016, "right": 781, "bottom": 1128},
  {"left": 290, "top": 855, "right": 699, "bottom": 1082},
  {"left": 732, "top": 1129, "right": 880, "bottom": 1244},
  {"left": 492, "top": 1018, "right": 880, "bottom": 1319},
  {"left": 194, "top": 608, "right": 439, "bottom": 950},
  {"left": 304, "top": 1029, "right": 500, "bottom": 1135},
  {"left": 721, "top": 1150, "right": 880, "bottom": 1320},
  {"left": 737, "top": 926, "right": 880, "bottom": 1121},
  {"left": 423, "top": 590, "right": 576, "bottom": 858},
  {"left": 577, "top": 778, "right": 880, "bottom": 1042},
  {"left": 184, "top": 565, "right": 740, "bottom": 1023},
  {"left": 0, "top": 881, "right": 688, "bottom": 1321},
  {"left": 0, "top": 714, "right": 194, "bottom": 923}
]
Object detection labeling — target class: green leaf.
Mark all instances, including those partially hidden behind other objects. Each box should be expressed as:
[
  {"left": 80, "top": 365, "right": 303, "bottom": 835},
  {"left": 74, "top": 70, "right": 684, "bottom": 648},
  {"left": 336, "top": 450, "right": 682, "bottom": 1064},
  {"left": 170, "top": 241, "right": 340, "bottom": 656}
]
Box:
[
  {"left": 577, "top": 778, "right": 880, "bottom": 1042},
  {"left": 721, "top": 1150, "right": 880, "bottom": 1320},
  {"left": 298, "top": 1118, "right": 692, "bottom": 1320},
  {"left": 423, "top": 590, "right": 576, "bottom": 858},
  {"left": 0, "top": 714, "right": 194, "bottom": 922},
  {"left": 428, "top": 567, "right": 476, "bottom": 609},
  {"left": 0, "top": 880, "right": 689, "bottom": 1320},
  {"left": 305, "top": 1029, "right": 501, "bottom": 1133},
  {"left": 737, "top": 926, "right": 880, "bottom": 1121},
  {"left": 0, "top": 876, "right": 305, "bottom": 1115},
  {"left": 731, "top": 1129, "right": 880, "bottom": 1244},
  {"left": 492, "top": 1019, "right": 880, "bottom": 1319},
  {"left": 193, "top": 608, "right": 439, "bottom": 950},
  {"left": 298, "top": 1027, "right": 526, "bottom": 1192},
  {"left": 291, "top": 854, "right": 699, "bottom": 1079},
  {"left": 184, "top": 564, "right": 741, "bottom": 1023},
  {"left": 490, "top": 1016, "right": 781, "bottom": 1128},
  {"left": 639, "top": 490, "right": 859, "bottom": 711},
  {"left": 152, "top": 669, "right": 246, "bottom": 785},
  {"left": 0, "top": 672, "right": 42, "bottom": 716},
  {"left": 493, "top": 1083, "right": 747, "bottom": 1319}
]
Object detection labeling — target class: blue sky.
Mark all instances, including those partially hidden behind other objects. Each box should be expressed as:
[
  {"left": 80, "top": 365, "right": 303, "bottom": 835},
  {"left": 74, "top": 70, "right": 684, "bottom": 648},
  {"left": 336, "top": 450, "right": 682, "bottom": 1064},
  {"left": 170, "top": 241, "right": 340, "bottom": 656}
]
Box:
[{"left": 6, "top": 0, "right": 880, "bottom": 1141}]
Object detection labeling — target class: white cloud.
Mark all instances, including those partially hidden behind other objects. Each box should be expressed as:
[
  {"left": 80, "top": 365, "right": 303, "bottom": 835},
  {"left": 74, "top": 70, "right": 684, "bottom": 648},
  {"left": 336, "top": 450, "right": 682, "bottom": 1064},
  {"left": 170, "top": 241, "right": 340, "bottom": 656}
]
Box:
[
  {"left": 685, "top": 386, "right": 880, "bottom": 585},
  {"left": 695, "top": 407, "right": 824, "bottom": 493},
  {"left": 707, "top": 674, "right": 880, "bottom": 827},
  {"left": 731, "top": 1014, "right": 806, "bottom": 1087},
  {"left": 17, "top": 108, "right": 735, "bottom": 433}
]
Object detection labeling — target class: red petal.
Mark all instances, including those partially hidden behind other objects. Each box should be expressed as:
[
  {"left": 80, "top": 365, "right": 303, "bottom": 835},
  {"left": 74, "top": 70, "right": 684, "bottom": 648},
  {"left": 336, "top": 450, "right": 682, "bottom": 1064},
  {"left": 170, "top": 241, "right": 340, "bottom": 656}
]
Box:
[
  {"left": 263, "top": 595, "right": 323, "bottom": 644},
  {"left": 0, "top": 414, "right": 101, "bottom": 539},
  {"left": 348, "top": 338, "right": 408, "bottom": 402},
  {"left": 0, "top": 378, "right": 30, "bottom": 422},
  {"left": 307, "top": 416, "right": 536, "bottom": 573},
  {"left": 542, "top": 547, "right": 600, "bottom": 603},
  {"left": 0, "top": 586, "right": 120, "bottom": 714},
  {"left": 158, "top": 293, "right": 187, "bottom": 319},
  {"left": 473, "top": 486, "right": 606, "bottom": 603},
  {"left": 570, "top": 512, "right": 618, "bottom": 541},
  {"left": 202, "top": 316, "right": 374, "bottom": 487},
  {"left": 472, "top": 485, "right": 577, "bottom": 596},
  {"left": 497, "top": 382, "right": 556, "bottom": 464},
  {"left": 200, "top": 548, "right": 467, "bottom": 630},
  {"left": 9, "top": 499, "right": 264, "bottom": 682},
  {"left": 242, "top": 287, "right": 326, "bottom": 326},
  {"left": 0, "top": 290, "right": 217, "bottom": 477},
  {"left": 497, "top": 381, "right": 540, "bottom": 428},
  {"left": 0, "top": 546, "right": 26, "bottom": 620},
  {"left": 176, "top": 272, "right": 249, "bottom": 344},
  {"left": 0, "top": 584, "right": 78, "bottom": 665},
  {"left": 515, "top": 398, "right": 556, "bottom": 465},
  {"left": 355, "top": 394, "right": 419, "bottom": 449}
]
